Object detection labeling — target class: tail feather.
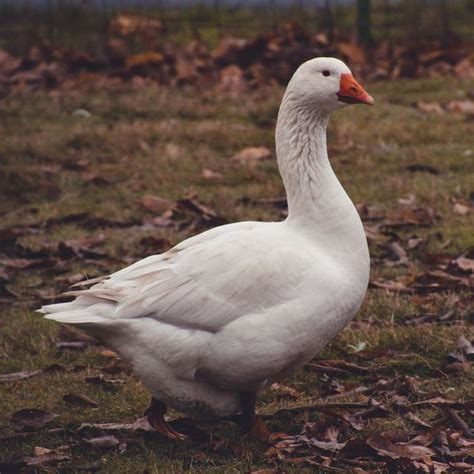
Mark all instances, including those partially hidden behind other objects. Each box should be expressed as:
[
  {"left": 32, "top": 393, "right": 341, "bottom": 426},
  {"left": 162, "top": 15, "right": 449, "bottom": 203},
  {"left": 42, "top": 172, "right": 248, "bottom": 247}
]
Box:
[
  {"left": 42, "top": 308, "right": 107, "bottom": 325},
  {"left": 39, "top": 301, "right": 81, "bottom": 314},
  {"left": 40, "top": 293, "right": 117, "bottom": 328}
]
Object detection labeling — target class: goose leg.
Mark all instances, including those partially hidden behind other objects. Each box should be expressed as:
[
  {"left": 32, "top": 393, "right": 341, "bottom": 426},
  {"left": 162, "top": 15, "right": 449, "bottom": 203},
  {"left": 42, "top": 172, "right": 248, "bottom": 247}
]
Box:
[
  {"left": 144, "top": 397, "right": 187, "bottom": 441},
  {"left": 237, "top": 392, "right": 269, "bottom": 440}
]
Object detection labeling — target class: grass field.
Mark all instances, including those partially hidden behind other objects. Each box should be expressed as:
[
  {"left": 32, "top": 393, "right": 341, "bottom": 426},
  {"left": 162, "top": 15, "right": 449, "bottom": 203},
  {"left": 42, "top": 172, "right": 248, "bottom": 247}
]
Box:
[{"left": 0, "top": 77, "right": 473, "bottom": 472}]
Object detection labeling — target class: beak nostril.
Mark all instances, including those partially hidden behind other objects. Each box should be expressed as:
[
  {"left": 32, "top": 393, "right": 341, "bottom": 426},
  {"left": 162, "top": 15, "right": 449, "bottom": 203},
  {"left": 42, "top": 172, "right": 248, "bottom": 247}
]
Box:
[{"left": 338, "top": 73, "right": 373, "bottom": 105}]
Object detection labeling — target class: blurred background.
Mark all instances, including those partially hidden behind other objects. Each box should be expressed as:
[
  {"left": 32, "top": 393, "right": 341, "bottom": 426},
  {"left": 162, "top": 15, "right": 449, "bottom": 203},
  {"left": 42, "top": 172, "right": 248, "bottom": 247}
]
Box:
[{"left": 0, "top": 0, "right": 473, "bottom": 93}]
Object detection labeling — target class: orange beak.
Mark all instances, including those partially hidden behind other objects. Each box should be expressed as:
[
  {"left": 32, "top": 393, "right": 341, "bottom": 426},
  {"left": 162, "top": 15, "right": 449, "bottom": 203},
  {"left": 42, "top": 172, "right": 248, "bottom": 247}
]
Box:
[{"left": 337, "top": 73, "right": 374, "bottom": 105}]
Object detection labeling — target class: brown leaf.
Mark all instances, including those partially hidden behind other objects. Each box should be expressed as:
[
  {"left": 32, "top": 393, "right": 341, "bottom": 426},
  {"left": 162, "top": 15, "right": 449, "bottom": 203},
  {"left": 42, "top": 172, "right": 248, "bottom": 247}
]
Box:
[
  {"left": 0, "top": 258, "right": 54, "bottom": 269},
  {"left": 99, "top": 349, "right": 119, "bottom": 359},
  {"left": 444, "top": 361, "right": 471, "bottom": 374},
  {"left": 24, "top": 451, "right": 71, "bottom": 467},
  {"left": 201, "top": 168, "right": 223, "bottom": 180},
  {"left": 446, "top": 409, "right": 473, "bottom": 439},
  {"left": 11, "top": 409, "right": 58, "bottom": 431},
  {"left": 270, "top": 383, "right": 300, "bottom": 399},
  {"left": 140, "top": 195, "right": 173, "bottom": 214},
  {"left": 33, "top": 446, "right": 51, "bottom": 456},
  {"left": 299, "top": 423, "right": 345, "bottom": 452},
  {"left": 313, "top": 359, "right": 369, "bottom": 374},
  {"left": 63, "top": 393, "right": 99, "bottom": 408},
  {"left": 125, "top": 51, "right": 165, "bottom": 73},
  {"left": 56, "top": 341, "right": 89, "bottom": 350},
  {"left": 452, "top": 202, "right": 471, "bottom": 216},
  {"left": 173, "top": 196, "right": 227, "bottom": 229},
  {"left": 335, "top": 410, "right": 366, "bottom": 431},
  {"left": 57, "top": 235, "right": 106, "bottom": 260},
  {"left": 409, "top": 397, "right": 474, "bottom": 410},
  {"left": 367, "top": 433, "right": 435, "bottom": 461},
  {"left": 56, "top": 273, "right": 86, "bottom": 287},
  {"left": 84, "top": 435, "right": 121, "bottom": 448},
  {"left": 77, "top": 416, "right": 154, "bottom": 432},
  {"left": 216, "top": 65, "right": 247, "bottom": 94},
  {"left": 338, "top": 42, "right": 366, "bottom": 64},
  {"left": 231, "top": 146, "right": 272, "bottom": 162},
  {"left": 414, "top": 269, "right": 471, "bottom": 291},
  {"left": 455, "top": 256, "right": 474, "bottom": 273},
  {"left": 385, "top": 207, "right": 438, "bottom": 227},
  {"left": 416, "top": 101, "right": 443, "bottom": 114},
  {"left": 0, "top": 49, "right": 22, "bottom": 75},
  {"left": 447, "top": 100, "right": 474, "bottom": 116},
  {"left": 0, "top": 369, "right": 43, "bottom": 383},
  {"left": 404, "top": 412, "right": 433, "bottom": 429}
]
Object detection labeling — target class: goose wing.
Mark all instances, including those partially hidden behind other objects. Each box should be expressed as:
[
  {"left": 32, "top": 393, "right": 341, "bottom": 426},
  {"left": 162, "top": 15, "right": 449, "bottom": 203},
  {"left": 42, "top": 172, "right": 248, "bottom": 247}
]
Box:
[{"left": 63, "top": 221, "right": 312, "bottom": 333}]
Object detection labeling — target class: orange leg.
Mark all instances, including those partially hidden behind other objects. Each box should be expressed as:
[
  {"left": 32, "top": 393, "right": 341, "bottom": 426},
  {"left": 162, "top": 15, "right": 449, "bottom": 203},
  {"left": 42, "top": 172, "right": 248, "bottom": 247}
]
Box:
[{"left": 145, "top": 398, "right": 187, "bottom": 441}]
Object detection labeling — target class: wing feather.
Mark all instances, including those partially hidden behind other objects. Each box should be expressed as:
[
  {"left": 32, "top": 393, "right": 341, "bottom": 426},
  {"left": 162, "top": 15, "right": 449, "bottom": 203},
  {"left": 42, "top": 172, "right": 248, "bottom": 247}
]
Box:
[{"left": 67, "top": 221, "right": 311, "bottom": 333}]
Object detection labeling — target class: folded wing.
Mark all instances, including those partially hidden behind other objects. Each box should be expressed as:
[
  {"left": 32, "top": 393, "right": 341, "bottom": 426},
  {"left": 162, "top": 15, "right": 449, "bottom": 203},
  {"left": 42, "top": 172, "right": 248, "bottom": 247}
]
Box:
[{"left": 43, "top": 221, "right": 311, "bottom": 333}]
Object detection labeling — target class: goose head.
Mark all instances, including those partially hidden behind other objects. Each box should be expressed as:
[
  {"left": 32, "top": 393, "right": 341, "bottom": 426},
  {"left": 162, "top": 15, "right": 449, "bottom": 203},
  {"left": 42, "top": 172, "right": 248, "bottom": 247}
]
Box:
[{"left": 286, "top": 57, "right": 374, "bottom": 114}]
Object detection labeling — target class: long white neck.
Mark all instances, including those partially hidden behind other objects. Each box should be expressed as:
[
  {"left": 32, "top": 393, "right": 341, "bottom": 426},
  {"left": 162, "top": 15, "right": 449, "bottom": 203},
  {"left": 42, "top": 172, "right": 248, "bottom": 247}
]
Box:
[{"left": 275, "top": 89, "right": 369, "bottom": 265}]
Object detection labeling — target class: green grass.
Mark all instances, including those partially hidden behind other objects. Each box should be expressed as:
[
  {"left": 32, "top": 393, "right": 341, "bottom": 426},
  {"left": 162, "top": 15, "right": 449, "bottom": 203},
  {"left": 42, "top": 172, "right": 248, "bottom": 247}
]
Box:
[{"left": 0, "top": 77, "right": 473, "bottom": 472}]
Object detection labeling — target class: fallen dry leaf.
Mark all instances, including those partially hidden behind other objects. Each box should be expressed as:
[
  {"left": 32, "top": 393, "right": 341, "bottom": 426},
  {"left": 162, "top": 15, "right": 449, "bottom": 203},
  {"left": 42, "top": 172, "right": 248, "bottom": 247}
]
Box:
[
  {"left": 0, "top": 258, "right": 54, "bottom": 269},
  {"left": 447, "top": 100, "right": 474, "bottom": 116},
  {"left": 416, "top": 101, "right": 443, "bottom": 114},
  {"left": 57, "top": 235, "right": 106, "bottom": 259},
  {"left": 453, "top": 202, "right": 471, "bottom": 216},
  {"left": 385, "top": 207, "right": 438, "bottom": 227},
  {"left": 408, "top": 397, "right": 474, "bottom": 410},
  {"left": 454, "top": 255, "right": 474, "bottom": 273},
  {"left": 231, "top": 146, "right": 272, "bottom": 162},
  {"left": 78, "top": 416, "right": 154, "bottom": 432},
  {"left": 201, "top": 168, "right": 223, "bottom": 180},
  {"left": 24, "top": 451, "right": 71, "bottom": 468},
  {"left": 83, "top": 435, "right": 121, "bottom": 448},
  {"left": 366, "top": 432, "right": 435, "bottom": 461},
  {"left": 99, "top": 349, "right": 119, "bottom": 358},
  {"left": 270, "top": 383, "right": 300, "bottom": 399},
  {"left": 11, "top": 409, "right": 58, "bottom": 431},
  {"left": 63, "top": 393, "right": 99, "bottom": 408},
  {"left": 140, "top": 194, "right": 173, "bottom": 214},
  {"left": 56, "top": 341, "right": 89, "bottom": 350},
  {"left": 0, "top": 369, "right": 43, "bottom": 383}
]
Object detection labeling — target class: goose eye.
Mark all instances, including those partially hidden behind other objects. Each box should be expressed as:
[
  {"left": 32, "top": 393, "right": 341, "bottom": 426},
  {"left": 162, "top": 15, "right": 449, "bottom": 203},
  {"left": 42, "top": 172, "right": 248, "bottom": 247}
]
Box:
[{"left": 322, "top": 70, "right": 331, "bottom": 77}]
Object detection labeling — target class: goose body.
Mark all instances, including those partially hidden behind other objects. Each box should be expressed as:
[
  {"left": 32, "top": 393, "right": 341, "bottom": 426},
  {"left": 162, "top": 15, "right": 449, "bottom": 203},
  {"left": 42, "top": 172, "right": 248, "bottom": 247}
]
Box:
[{"left": 41, "top": 57, "right": 373, "bottom": 424}]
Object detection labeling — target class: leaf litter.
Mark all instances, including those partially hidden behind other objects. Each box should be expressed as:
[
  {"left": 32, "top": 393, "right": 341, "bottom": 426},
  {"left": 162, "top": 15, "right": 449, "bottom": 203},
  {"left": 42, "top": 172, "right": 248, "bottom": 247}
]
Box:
[{"left": 1, "top": 17, "right": 474, "bottom": 97}]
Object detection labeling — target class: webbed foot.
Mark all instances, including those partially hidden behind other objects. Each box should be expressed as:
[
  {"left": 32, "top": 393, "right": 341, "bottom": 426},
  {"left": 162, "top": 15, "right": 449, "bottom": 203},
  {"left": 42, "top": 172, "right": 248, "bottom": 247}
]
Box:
[{"left": 145, "top": 397, "right": 187, "bottom": 441}]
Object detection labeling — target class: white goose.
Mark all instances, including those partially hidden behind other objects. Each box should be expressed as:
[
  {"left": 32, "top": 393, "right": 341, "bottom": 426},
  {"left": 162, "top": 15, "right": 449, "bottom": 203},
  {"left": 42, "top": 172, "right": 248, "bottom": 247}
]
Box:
[{"left": 40, "top": 57, "right": 373, "bottom": 439}]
